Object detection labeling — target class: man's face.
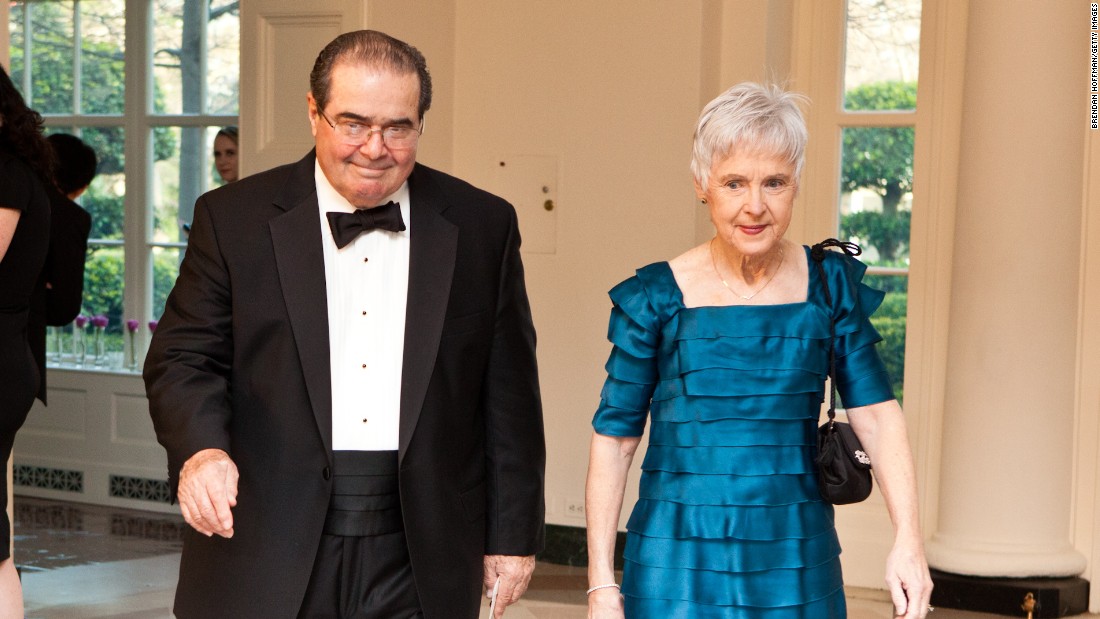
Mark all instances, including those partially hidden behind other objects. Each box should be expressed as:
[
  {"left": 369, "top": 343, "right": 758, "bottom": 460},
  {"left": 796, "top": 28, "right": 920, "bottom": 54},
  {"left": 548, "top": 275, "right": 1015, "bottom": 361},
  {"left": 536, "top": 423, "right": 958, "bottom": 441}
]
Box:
[{"left": 308, "top": 62, "right": 421, "bottom": 206}]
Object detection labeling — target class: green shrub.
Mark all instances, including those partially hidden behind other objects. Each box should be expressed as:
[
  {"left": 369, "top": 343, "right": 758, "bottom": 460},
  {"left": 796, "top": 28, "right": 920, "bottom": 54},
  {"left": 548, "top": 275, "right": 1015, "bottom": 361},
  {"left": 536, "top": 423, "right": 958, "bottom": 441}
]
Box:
[{"left": 871, "top": 290, "right": 908, "bottom": 403}]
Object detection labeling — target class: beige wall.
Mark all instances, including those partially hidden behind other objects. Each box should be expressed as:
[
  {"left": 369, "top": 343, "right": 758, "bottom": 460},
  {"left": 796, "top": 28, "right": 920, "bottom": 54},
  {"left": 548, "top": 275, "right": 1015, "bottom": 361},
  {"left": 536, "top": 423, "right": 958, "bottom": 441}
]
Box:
[
  {"left": 1078, "top": 118, "right": 1100, "bottom": 612},
  {"left": 442, "top": 0, "right": 799, "bottom": 530},
  {"left": 365, "top": 0, "right": 456, "bottom": 172},
  {"left": 449, "top": 1, "right": 706, "bottom": 528}
]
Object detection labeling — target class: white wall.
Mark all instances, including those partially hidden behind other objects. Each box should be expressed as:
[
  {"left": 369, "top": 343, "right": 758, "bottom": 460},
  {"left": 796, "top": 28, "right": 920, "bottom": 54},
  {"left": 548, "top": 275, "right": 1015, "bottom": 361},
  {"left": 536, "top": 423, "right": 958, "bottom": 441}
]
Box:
[{"left": 448, "top": 1, "right": 710, "bottom": 528}]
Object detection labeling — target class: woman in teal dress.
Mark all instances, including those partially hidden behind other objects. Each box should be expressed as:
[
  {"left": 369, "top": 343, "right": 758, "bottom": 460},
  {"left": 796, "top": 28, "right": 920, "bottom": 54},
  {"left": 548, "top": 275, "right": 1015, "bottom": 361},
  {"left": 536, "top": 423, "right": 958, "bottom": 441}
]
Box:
[{"left": 585, "top": 83, "right": 932, "bottom": 619}]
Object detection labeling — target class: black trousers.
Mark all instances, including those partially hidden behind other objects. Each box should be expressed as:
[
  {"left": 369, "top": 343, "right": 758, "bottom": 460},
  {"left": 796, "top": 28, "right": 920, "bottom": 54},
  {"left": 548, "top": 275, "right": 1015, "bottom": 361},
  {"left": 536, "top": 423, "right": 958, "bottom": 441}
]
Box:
[{"left": 297, "top": 451, "right": 422, "bottom": 619}]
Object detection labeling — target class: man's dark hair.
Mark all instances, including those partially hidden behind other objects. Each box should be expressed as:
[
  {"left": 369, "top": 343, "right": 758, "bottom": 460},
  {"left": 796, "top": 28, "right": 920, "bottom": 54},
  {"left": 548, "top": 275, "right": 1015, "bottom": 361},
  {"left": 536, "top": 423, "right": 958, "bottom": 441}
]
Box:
[
  {"left": 47, "top": 133, "right": 98, "bottom": 195},
  {"left": 309, "top": 30, "right": 432, "bottom": 120}
]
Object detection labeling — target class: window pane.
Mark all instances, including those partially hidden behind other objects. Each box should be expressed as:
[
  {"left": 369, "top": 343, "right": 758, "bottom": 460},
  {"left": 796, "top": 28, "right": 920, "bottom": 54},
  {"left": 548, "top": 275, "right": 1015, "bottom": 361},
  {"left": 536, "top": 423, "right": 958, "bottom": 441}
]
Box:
[
  {"left": 843, "top": 0, "right": 921, "bottom": 110},
  {"left": 12, "top": 0, "right": 239, "bottom": 357},
  {"left": 9, "top": 3, "right": 28, "bottom": 96},
  {"left": 207, "top": 1, "right": 240, "bottom": 115},
  {"left": 152, "top": 0, "right": 194, "bottom": 115},
  {"left": 152, "top": 246, "right": 182, "bottom": 321},
  {"left": 865, "top": 274, "right": 907, "bottom": 404},
  {"left": 838, "top": 126, "right": 913, "bottom": 267},
  {"left": 21, "top": 1, "right": 76, "bottom": 114},
  {"left": 9, "top": 1, "right": 125, "bottom": 115},
  {"left": 153, "top": 126, "right": 221, "bottom": 242},
  {"left": 79, "top": 0, "right": 127, "bottom": 115},
  {"left": 83, "top": 245, "right": 125, "bottom": 336},
  {"left": 838, "top": 123, "right": 913, "bottom": 404},
  {"left": 79, "top": 127, "right": 126, "bottom": 241},
  {"left": 152, "top": 0, "right": 240, "bottom": 115}
]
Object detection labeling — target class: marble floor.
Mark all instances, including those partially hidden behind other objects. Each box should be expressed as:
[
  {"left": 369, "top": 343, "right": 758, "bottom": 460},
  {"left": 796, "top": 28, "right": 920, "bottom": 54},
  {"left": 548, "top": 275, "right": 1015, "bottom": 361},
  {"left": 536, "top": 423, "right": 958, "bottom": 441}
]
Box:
[{"left": 12, "top": 496, "right": 1095, "bottom": 618}]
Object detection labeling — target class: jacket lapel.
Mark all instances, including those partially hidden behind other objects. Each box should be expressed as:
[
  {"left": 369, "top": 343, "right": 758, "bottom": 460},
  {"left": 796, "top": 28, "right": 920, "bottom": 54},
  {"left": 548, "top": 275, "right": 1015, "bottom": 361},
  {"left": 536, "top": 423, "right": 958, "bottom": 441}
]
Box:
[
  {"left": 399, "top": 165, "right": 458, "bottom": 459},
  {"left": 269, "top": 152, "right": 334, "bottom": 456}
]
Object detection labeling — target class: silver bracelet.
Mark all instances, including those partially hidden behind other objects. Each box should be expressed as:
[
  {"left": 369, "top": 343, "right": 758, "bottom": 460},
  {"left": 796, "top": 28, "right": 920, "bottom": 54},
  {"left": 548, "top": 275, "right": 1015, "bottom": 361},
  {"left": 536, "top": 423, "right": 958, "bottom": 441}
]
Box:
[{"left": 586, "top": 583, "right": 621, "bottom": 595}]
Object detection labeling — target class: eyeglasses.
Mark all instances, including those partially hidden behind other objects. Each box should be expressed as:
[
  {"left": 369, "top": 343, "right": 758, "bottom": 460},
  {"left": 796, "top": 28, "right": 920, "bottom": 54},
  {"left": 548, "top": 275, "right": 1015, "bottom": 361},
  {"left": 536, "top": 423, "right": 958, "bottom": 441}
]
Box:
[{"left": 316, "top": 108, "right": 423, "bottom": 149}]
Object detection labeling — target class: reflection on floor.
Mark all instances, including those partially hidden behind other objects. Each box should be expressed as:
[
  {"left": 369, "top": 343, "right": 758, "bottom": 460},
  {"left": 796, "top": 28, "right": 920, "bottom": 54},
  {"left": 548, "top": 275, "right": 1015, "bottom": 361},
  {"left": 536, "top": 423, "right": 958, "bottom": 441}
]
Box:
[
  {"left": 16, "top": 497, "right": 184, "bottom": 572},
  {"left": 13, "top": 496, "right": 1097, "bottom": 618}
]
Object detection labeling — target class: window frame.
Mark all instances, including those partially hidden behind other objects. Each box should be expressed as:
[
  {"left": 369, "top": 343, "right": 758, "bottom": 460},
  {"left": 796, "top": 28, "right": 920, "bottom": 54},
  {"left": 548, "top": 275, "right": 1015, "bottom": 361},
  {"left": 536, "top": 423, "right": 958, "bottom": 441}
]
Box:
[
  {"left": 789, "top": 0, "right": 968, "bottom": 578},
  {"left": 9, "top": 0, "right": 238, "bottom": 351}
]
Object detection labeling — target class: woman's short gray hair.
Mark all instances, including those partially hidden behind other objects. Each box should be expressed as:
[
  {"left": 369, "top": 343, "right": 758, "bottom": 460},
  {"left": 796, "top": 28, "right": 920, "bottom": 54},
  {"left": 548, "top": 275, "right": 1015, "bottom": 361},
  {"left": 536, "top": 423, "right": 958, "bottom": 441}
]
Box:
[{"left": 690, "top": 82, "right": 809, "bottom": 188}]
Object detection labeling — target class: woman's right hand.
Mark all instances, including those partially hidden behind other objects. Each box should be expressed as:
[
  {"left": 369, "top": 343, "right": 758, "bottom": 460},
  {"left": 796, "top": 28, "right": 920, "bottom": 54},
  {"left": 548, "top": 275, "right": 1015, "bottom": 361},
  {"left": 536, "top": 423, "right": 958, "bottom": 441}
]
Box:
[{"left": 587, "top": 588, "right": 625, "bottom": 619}]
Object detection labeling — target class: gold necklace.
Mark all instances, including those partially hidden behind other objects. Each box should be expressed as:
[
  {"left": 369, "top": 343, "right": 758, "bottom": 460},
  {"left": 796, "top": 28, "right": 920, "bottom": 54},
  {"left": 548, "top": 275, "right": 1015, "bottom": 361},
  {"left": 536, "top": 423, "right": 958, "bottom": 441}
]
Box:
[{"left": 709, "top": 238, "right": 784, "bottom": 301}]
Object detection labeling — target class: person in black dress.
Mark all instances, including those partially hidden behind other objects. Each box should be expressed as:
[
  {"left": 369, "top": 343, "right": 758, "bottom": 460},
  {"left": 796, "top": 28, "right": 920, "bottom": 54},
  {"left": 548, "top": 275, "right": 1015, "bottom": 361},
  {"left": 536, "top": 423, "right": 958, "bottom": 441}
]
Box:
[{"left": 0, "top": 64, "right": 53, "bottom": 615}]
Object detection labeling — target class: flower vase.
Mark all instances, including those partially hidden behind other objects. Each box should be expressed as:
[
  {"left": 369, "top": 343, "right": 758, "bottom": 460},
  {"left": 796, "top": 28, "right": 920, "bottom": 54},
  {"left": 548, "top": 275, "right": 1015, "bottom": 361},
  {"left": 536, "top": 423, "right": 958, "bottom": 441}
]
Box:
[
  {"left": 125, "top": 319, "right": 141, "bottom": 372},
  {"left": 128, "top": 336, "right": 139, "bottom": 371},
  {"left": 73, "top": 324, "right": 86, "bottom": 366},
  {"left": 94, "top": 328, "right": 106, "bottom": 367},
  {"left": 47, "top": 326, "right": 61, "bottom": 362}
]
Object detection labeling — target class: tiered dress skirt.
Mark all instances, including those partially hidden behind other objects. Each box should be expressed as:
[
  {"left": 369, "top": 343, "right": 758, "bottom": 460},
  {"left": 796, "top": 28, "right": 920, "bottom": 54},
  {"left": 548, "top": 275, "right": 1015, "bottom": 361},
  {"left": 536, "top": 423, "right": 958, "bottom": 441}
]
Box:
[{"left": 592, "top": 247, "right": 894, "bottom": 618}]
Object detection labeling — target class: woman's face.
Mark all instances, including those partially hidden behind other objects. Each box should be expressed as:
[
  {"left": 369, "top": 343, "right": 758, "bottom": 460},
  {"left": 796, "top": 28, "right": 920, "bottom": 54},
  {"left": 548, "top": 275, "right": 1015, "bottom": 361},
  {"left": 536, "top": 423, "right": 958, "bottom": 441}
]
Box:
[
  {"left": 213, "top": 134, "right": 239, "bottom": 183},
  {"left": 696, "top": 148, "right": 798, "bottom": 258}
]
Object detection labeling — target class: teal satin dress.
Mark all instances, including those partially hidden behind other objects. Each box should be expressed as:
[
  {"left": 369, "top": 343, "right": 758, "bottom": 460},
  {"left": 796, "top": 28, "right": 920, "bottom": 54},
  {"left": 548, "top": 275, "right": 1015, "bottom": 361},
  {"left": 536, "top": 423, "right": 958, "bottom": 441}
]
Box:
[{"left": 592, "top": 246, "right": 894, "bottom": 618}]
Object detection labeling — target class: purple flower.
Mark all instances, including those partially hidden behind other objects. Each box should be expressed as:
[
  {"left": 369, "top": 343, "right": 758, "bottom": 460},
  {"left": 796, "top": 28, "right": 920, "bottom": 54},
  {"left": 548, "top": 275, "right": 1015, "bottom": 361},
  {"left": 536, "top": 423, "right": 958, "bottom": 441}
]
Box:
[
  {"left": 148, "top": 320, "right": 159, "bottom": 333},
  {"left": 91, "top": 315, "right": 109, "bottom": 329},
  {"left": 126, "top": 319, "right": 140, "bottom": 333},
  {"left": 74, "top": 315, "right": 89, "bottom": 328}
]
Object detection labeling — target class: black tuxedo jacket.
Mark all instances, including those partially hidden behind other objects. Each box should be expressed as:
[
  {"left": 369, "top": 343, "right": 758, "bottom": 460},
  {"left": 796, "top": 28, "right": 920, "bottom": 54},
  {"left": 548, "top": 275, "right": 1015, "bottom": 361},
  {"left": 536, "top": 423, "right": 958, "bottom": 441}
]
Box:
[
  {"left": 29, "top": 190, "right": 92, "bottom": 403},
  {"left": 144, "top": 152, "right": 545, "bottom": 618}
]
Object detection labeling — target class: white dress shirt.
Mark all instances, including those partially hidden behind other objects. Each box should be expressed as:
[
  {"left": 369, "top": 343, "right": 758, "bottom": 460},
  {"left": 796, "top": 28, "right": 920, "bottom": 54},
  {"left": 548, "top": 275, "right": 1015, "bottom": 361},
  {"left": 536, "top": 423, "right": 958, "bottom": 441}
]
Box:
[{"left": 316, "top": 162, "right": 410, "bottom": 451}]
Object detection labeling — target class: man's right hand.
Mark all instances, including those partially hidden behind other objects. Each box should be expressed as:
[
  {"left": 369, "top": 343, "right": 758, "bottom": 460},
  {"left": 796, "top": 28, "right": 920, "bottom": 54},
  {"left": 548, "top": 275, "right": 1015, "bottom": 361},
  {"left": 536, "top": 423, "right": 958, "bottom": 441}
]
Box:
[{"left": 178, "top": 448, "right": 239, "bottom": 538}]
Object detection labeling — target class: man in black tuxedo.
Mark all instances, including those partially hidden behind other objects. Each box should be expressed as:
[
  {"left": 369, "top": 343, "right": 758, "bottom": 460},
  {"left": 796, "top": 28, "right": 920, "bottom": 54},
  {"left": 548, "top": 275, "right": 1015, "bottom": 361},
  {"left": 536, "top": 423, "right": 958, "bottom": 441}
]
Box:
[
  {"left": 28, "top": 133, "right": 94, "bottom": 403},
  {"left": 144, "top": 30, "right": 545, "bottom": 618}
]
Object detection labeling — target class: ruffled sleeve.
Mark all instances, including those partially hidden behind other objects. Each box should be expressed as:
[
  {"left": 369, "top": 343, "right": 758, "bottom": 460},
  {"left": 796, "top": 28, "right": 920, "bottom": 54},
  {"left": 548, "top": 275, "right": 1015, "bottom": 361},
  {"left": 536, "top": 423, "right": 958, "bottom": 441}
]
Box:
[
  {"left": 591, "top": 268, "right": 665, "bottom": 437},
  {"left": 819, "top": 250, "right": 895, "bottom": 408}
]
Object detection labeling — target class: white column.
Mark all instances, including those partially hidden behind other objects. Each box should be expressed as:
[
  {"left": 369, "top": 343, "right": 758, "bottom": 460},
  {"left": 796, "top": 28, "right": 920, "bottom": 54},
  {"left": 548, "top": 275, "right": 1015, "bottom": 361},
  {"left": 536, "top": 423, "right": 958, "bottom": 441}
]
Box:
[{"left": 925, "top": 0, "right": 1087, "bottom": 577}]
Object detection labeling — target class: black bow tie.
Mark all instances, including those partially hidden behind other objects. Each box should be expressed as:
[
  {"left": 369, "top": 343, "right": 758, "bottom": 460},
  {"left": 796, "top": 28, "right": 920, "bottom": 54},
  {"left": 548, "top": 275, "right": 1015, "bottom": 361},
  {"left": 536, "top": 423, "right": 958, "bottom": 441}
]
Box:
[{"left": 326, "top": 202, "right": 406, "bottom": 249}]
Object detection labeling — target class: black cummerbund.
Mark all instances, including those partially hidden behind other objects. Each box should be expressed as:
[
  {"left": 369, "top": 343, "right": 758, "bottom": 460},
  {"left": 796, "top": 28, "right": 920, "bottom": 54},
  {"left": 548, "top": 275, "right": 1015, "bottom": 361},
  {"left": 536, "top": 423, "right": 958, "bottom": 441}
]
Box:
[{"left": 323, "top": 450, "right": 403, "bottom": 537}]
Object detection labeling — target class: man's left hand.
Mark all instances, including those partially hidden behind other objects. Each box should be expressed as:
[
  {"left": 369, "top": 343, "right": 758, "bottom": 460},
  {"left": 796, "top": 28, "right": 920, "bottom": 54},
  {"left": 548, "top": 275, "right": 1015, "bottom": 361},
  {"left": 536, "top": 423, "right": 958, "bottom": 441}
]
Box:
[{"left": 483, "top": 554, "right": 535, "bottom": 618}]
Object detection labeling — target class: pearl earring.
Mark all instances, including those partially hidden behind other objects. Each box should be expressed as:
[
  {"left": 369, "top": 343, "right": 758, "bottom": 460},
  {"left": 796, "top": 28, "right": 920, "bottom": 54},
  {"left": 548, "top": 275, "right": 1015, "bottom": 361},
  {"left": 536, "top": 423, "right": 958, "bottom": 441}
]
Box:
[{"left": 701, "top": 198, "right": 707, "bottom": 205}]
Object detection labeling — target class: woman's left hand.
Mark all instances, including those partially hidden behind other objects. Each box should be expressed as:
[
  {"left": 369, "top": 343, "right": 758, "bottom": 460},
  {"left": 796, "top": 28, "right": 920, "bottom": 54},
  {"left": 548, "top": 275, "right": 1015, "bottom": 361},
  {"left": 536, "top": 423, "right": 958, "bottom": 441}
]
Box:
[
  {"left": 885, "top": 538, "right": 933, "bottom": 619},
  {"left": 847, "top": 400, "right": 933, "bottom": 618}
]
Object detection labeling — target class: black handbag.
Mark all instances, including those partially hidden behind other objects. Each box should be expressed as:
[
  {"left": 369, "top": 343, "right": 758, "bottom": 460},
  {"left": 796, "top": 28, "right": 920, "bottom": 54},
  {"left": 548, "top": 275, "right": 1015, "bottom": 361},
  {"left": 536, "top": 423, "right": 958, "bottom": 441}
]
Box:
[{"left": 810, "top": 239, "right": 873, "bottom": 505}]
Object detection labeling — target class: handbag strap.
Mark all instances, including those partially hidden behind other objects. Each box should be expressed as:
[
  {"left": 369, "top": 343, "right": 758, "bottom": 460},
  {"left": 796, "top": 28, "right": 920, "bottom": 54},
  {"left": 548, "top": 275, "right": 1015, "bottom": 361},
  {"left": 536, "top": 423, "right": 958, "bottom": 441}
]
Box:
[{"left": 810, "top": 239, "right": 862, "bottom": 426}]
